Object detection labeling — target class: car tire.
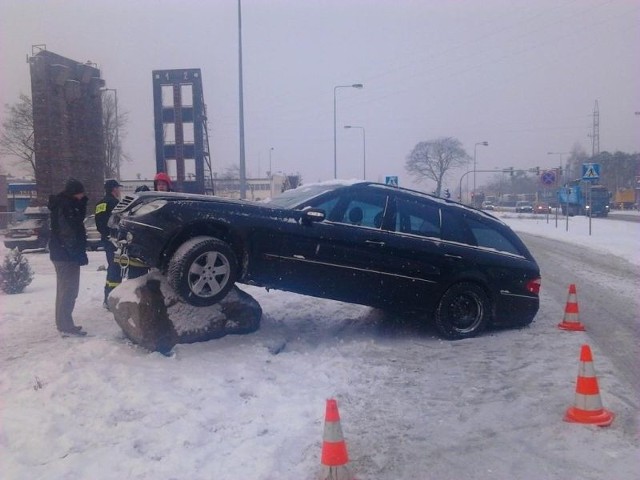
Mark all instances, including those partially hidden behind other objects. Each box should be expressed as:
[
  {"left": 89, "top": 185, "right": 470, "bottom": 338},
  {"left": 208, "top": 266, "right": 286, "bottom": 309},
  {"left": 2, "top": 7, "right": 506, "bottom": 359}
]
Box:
[
  {"left": 434, "top": 282, "right": 490, "bottom": 340},
  {"left": 167, "top": 236, "right": 238, "bottom": 307}
]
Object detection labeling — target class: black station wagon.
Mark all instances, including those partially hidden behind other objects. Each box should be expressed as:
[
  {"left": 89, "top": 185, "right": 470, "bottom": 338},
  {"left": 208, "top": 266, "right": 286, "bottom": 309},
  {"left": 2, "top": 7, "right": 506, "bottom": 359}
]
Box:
[{"left": 111, "top": 181, "right": 541, "bottom": 339}]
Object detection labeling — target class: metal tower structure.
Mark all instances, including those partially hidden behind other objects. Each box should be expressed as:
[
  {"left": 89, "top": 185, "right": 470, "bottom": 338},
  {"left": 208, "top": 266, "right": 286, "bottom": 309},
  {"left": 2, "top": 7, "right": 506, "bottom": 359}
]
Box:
[{"left": 152, "top": 69, "right": 213, "bottom": 194}]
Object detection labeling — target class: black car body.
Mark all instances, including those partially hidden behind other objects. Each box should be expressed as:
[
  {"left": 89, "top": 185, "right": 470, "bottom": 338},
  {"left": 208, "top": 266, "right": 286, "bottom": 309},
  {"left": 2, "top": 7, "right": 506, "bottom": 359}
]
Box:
[
  {"left": 3, "top": 207, "right": 50, "bottom": 251},
  {"left": 111, "top": 181, "right": 541, "bottom": 339},
  {"left": 515, "top": 201, "right": 534, "bottom": 213}
]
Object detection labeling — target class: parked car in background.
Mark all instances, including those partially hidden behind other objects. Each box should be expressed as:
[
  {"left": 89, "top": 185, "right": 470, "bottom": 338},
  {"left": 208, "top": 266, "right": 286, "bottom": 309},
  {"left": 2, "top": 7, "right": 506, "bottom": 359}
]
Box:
[
  {"left": 3, "top": 207, "right": 50, "bottom": 252},
  {"left": 84, "top": 215, "right": 102, "bottom": 251},
  {"left": 481, "top": 201, "right": 495, "bottom": 211},
  {"left": 515, "top": 201, "right": 534, "bottom": 213},
  {"left": 534, "top": 202, "right": 552, "bottom": 214},
  {"left": 111, "top": 181, "right": 541, "bottom": 340}
]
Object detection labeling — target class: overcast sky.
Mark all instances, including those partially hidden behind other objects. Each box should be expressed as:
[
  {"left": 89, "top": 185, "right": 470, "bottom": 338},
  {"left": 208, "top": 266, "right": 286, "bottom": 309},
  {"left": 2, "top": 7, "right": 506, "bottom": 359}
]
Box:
[{"left": 1, "top": 0, "right": 639, "bottom": 191}]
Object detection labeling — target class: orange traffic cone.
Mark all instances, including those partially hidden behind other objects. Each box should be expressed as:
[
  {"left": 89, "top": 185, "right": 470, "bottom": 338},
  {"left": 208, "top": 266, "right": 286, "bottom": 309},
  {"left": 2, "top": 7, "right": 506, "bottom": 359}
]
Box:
[
  {"left": 564, "top": 344, "right": 614, "bottom": 427},
  {"left": 321, "top": 399, "right": 352, "bottom": 480},
  {"left": 558, "top": 284, "right": 586, "bottom": 331}
]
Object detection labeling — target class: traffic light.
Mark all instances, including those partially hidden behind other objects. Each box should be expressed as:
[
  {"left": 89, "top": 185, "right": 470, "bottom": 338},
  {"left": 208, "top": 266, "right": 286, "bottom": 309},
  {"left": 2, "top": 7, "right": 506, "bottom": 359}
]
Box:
[
  {"left": 535, "top": 166, "right": 540, "bottom": 175},
  {"left": 444, "top": 188, "right": 451, "bottom": 199}
]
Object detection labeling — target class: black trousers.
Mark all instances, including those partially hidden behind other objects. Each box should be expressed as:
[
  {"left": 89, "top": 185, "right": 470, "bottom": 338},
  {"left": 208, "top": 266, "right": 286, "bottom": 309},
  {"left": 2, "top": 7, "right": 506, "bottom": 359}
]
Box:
[{"left": 104, "top": 240, "right": 122, "bottom": 303}]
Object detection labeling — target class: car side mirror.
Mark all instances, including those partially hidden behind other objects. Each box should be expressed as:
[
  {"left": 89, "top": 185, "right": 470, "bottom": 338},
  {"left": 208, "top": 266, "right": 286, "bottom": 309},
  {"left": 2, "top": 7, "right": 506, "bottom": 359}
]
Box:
[{"left": 301, "top": 208, "right": 326, "bottom": 224}]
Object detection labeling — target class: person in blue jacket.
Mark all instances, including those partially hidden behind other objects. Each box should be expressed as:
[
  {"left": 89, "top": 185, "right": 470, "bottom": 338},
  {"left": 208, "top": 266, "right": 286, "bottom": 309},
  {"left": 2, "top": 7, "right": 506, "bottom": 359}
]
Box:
[{"left": 47, "top": 178, "right": 89, "bottom": 336}]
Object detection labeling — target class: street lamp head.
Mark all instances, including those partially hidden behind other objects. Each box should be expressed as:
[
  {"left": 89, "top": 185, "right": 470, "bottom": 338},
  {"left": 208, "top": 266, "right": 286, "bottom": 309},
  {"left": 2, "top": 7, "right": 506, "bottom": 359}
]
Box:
[
  {"left": 480, "top": 141, "right": 488, "bottom": 146},
  {"left": 352, "top": 83, "right": 364, "bottom": 89}
]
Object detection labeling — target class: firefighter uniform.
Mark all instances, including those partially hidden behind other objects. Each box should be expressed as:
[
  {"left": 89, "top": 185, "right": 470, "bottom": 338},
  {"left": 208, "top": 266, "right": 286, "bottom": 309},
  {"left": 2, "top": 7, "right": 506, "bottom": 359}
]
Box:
[{"left": 95, "top": 179, "right": 122, "bottom": 307}]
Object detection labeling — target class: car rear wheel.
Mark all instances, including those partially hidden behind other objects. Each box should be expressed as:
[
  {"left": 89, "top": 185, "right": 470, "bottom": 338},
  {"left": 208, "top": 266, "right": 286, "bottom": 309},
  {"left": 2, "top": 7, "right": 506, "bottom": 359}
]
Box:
[
  {"left": 434, "top": 282, "right": 490, "bottom": 340},
  {"left": 167, "top": 236, "right": 238, "bottom": 307}
]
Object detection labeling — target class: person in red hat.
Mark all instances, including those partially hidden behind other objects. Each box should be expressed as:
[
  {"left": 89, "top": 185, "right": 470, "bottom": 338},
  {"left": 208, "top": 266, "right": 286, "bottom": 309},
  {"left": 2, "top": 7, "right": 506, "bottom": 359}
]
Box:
[
  {"left": 95, "top": 178, "right": 123, "bottom": 309},
  {"left": 153, "top": 172, "right": 172, "bottom": 192}
]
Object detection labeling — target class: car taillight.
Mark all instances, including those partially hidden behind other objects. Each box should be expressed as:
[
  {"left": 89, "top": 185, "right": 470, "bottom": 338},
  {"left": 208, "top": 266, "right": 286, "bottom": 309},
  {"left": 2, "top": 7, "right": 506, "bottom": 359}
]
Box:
[{"left": 526, "top": 277, "right": 541, "bottom": 295}]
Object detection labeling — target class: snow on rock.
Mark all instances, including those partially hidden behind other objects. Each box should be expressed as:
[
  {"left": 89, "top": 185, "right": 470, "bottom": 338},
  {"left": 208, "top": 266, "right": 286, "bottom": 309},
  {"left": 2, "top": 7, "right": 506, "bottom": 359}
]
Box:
[{"left": 108, "top": 271, "right": 261, "bottom": 353}]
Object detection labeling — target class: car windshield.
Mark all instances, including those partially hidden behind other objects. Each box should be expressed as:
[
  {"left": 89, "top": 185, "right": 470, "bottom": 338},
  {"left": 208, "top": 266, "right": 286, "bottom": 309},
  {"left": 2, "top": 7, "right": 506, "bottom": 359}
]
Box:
[{"left": 266, "top": 183, "right": 345, "bottom": 209}]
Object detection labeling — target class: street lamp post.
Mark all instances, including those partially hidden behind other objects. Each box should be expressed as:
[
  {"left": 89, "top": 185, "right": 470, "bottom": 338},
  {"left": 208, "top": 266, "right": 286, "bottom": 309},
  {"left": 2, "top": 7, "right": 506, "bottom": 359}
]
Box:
[
  {"left": 101, "top": 88, "right": 119, "bottom": 178},
  {"left": 333, "top": 84, "right": 363, "bottom": 179},
  {"left": 268, "top": 147, "right": 274, "bottom": 177},
  {"left": 473, "top": 141, "right": 488, "bottom": 201},
  {"left": 238, "top": 0, "right": 247, "bottom": 199},
  {"left": 344, "top": 125, "right": 366, "bottom": 179}
]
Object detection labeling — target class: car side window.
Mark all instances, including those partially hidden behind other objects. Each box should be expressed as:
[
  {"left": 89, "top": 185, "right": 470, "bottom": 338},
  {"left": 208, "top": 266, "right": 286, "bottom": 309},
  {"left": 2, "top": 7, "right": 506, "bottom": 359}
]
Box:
[
  {"left": 313, "top": 196, "right": 340, "bottom": 219},
  {"left": 339, "top": 200, "right": 385, "bottom": 228},
  {"left": 465, "top": 217, "right": 522, "bottom": 255},
  {"left": 440, "top": 209, "right": 476, "bottom": 245},
  {"left": 313, "top": 189, "right": 388, "bottom": 228},
  {"left": 394, "top": 197, "right": 441, "bottom": 238}
]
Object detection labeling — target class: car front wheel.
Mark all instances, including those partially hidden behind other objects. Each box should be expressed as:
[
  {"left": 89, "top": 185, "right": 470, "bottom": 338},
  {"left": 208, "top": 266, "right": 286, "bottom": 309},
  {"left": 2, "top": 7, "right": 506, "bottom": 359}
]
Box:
[
  {"left": 434, "top": 282, "right": 490, "bottom": 340},
  {"left": 167, "top": 236, "right": 238, "bottom": 307}
]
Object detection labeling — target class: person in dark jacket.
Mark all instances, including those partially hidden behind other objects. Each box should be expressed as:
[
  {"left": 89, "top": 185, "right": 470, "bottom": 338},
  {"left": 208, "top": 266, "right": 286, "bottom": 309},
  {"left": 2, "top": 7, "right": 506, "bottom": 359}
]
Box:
[
  {"left": 48, "top": 178, "right": 89, "bottom": 336},
  {"left": 95, "top": 179, "right": 122, "bottom": 308}
]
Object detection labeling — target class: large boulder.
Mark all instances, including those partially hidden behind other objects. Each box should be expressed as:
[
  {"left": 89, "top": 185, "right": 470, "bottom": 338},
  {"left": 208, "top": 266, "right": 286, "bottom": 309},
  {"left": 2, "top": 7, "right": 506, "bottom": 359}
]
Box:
[{"left": 108, "top": 271, "right": 262, "bottom": 353}]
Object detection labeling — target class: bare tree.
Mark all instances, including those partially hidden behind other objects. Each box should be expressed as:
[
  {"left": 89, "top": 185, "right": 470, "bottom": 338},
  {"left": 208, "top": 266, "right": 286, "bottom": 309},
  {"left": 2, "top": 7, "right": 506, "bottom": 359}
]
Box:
[
  {"left": 0, "top": 93, "right": 127, "bottom": 180},
  {"left": 102, "top": 93, "right": 128, "bottom": 179},
  {"left": 221, "top": 163, "right": 240, "bottom": 179},
  {"left": 406, "top": 137, "right": 470, "bottom": 197},
  {"left": 0, "top": 94, "right": 35, "bottom": 177}
]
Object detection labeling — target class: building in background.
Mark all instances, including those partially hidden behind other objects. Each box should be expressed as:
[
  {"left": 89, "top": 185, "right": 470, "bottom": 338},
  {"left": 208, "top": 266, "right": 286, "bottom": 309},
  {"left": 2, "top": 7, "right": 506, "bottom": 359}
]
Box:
[{"left": 28, "top": 47, "right": 105, "bottom": 211}]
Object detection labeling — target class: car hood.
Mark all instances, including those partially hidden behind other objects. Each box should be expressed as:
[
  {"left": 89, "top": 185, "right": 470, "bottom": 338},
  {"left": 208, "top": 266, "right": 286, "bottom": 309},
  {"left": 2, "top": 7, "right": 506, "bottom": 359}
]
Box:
[{"left": 8, "top": 219, "right": 45, "bottom": 230}]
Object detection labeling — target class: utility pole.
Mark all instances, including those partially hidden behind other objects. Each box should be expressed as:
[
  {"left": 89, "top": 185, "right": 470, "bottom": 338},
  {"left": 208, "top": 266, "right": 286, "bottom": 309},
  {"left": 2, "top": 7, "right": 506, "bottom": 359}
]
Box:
[
  {"left": 238, "top": 0, "right": 247, "bottom": 199},
  {"left": 590, "top": 100, "right": 600, "bottom": 157}
]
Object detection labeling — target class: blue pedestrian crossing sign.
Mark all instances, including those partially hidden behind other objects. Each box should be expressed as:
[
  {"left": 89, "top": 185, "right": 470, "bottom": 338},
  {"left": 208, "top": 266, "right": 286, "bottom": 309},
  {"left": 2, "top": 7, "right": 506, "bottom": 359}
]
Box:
[
  {"left": 582, "top": 163, "right": 600, "bottom": 181},
  {"left": 385, "top": 176, "right": 399, "bottom": 187}
]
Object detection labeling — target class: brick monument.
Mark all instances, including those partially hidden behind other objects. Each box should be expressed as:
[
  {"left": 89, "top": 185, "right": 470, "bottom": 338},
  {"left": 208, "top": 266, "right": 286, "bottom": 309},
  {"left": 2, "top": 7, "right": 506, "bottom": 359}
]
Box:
[{"left": 29, "top": 49, "right": 105, "bottom": 210}]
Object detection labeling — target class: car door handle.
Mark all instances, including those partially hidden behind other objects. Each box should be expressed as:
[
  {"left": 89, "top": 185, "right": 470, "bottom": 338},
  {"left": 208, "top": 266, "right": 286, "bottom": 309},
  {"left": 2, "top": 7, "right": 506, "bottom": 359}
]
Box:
[
  {"left": 445, "top": 253, "right": 463, "bottom": 260},
  {"left": 365, "top": 240, "right": 386, "bottom": 247}
]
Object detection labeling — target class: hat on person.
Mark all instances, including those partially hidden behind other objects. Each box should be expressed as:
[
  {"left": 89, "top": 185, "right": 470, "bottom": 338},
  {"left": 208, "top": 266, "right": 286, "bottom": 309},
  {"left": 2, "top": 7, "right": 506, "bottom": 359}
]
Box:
[
  {"left": 64, "top": 178, "right": 85, "bottom": 195},
  {"left": 153, "top": 172, "right": 172, "bottom": 190},
  {"left": 104, "top": 178, "right": 123, "bottom": 192}
]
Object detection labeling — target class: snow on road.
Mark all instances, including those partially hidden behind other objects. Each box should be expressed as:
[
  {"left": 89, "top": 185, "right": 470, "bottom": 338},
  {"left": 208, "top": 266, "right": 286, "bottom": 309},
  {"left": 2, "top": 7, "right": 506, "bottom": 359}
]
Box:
[{"left": 1, "top": 212, "right": 638, "bottom": 479}]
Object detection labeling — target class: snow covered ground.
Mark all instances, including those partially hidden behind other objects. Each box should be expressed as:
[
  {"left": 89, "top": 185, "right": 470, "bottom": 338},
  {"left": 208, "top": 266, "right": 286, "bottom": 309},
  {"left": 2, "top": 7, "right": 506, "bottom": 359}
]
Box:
[{"left": 1, "top": 211, "right": 639, "bottom": 479}]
